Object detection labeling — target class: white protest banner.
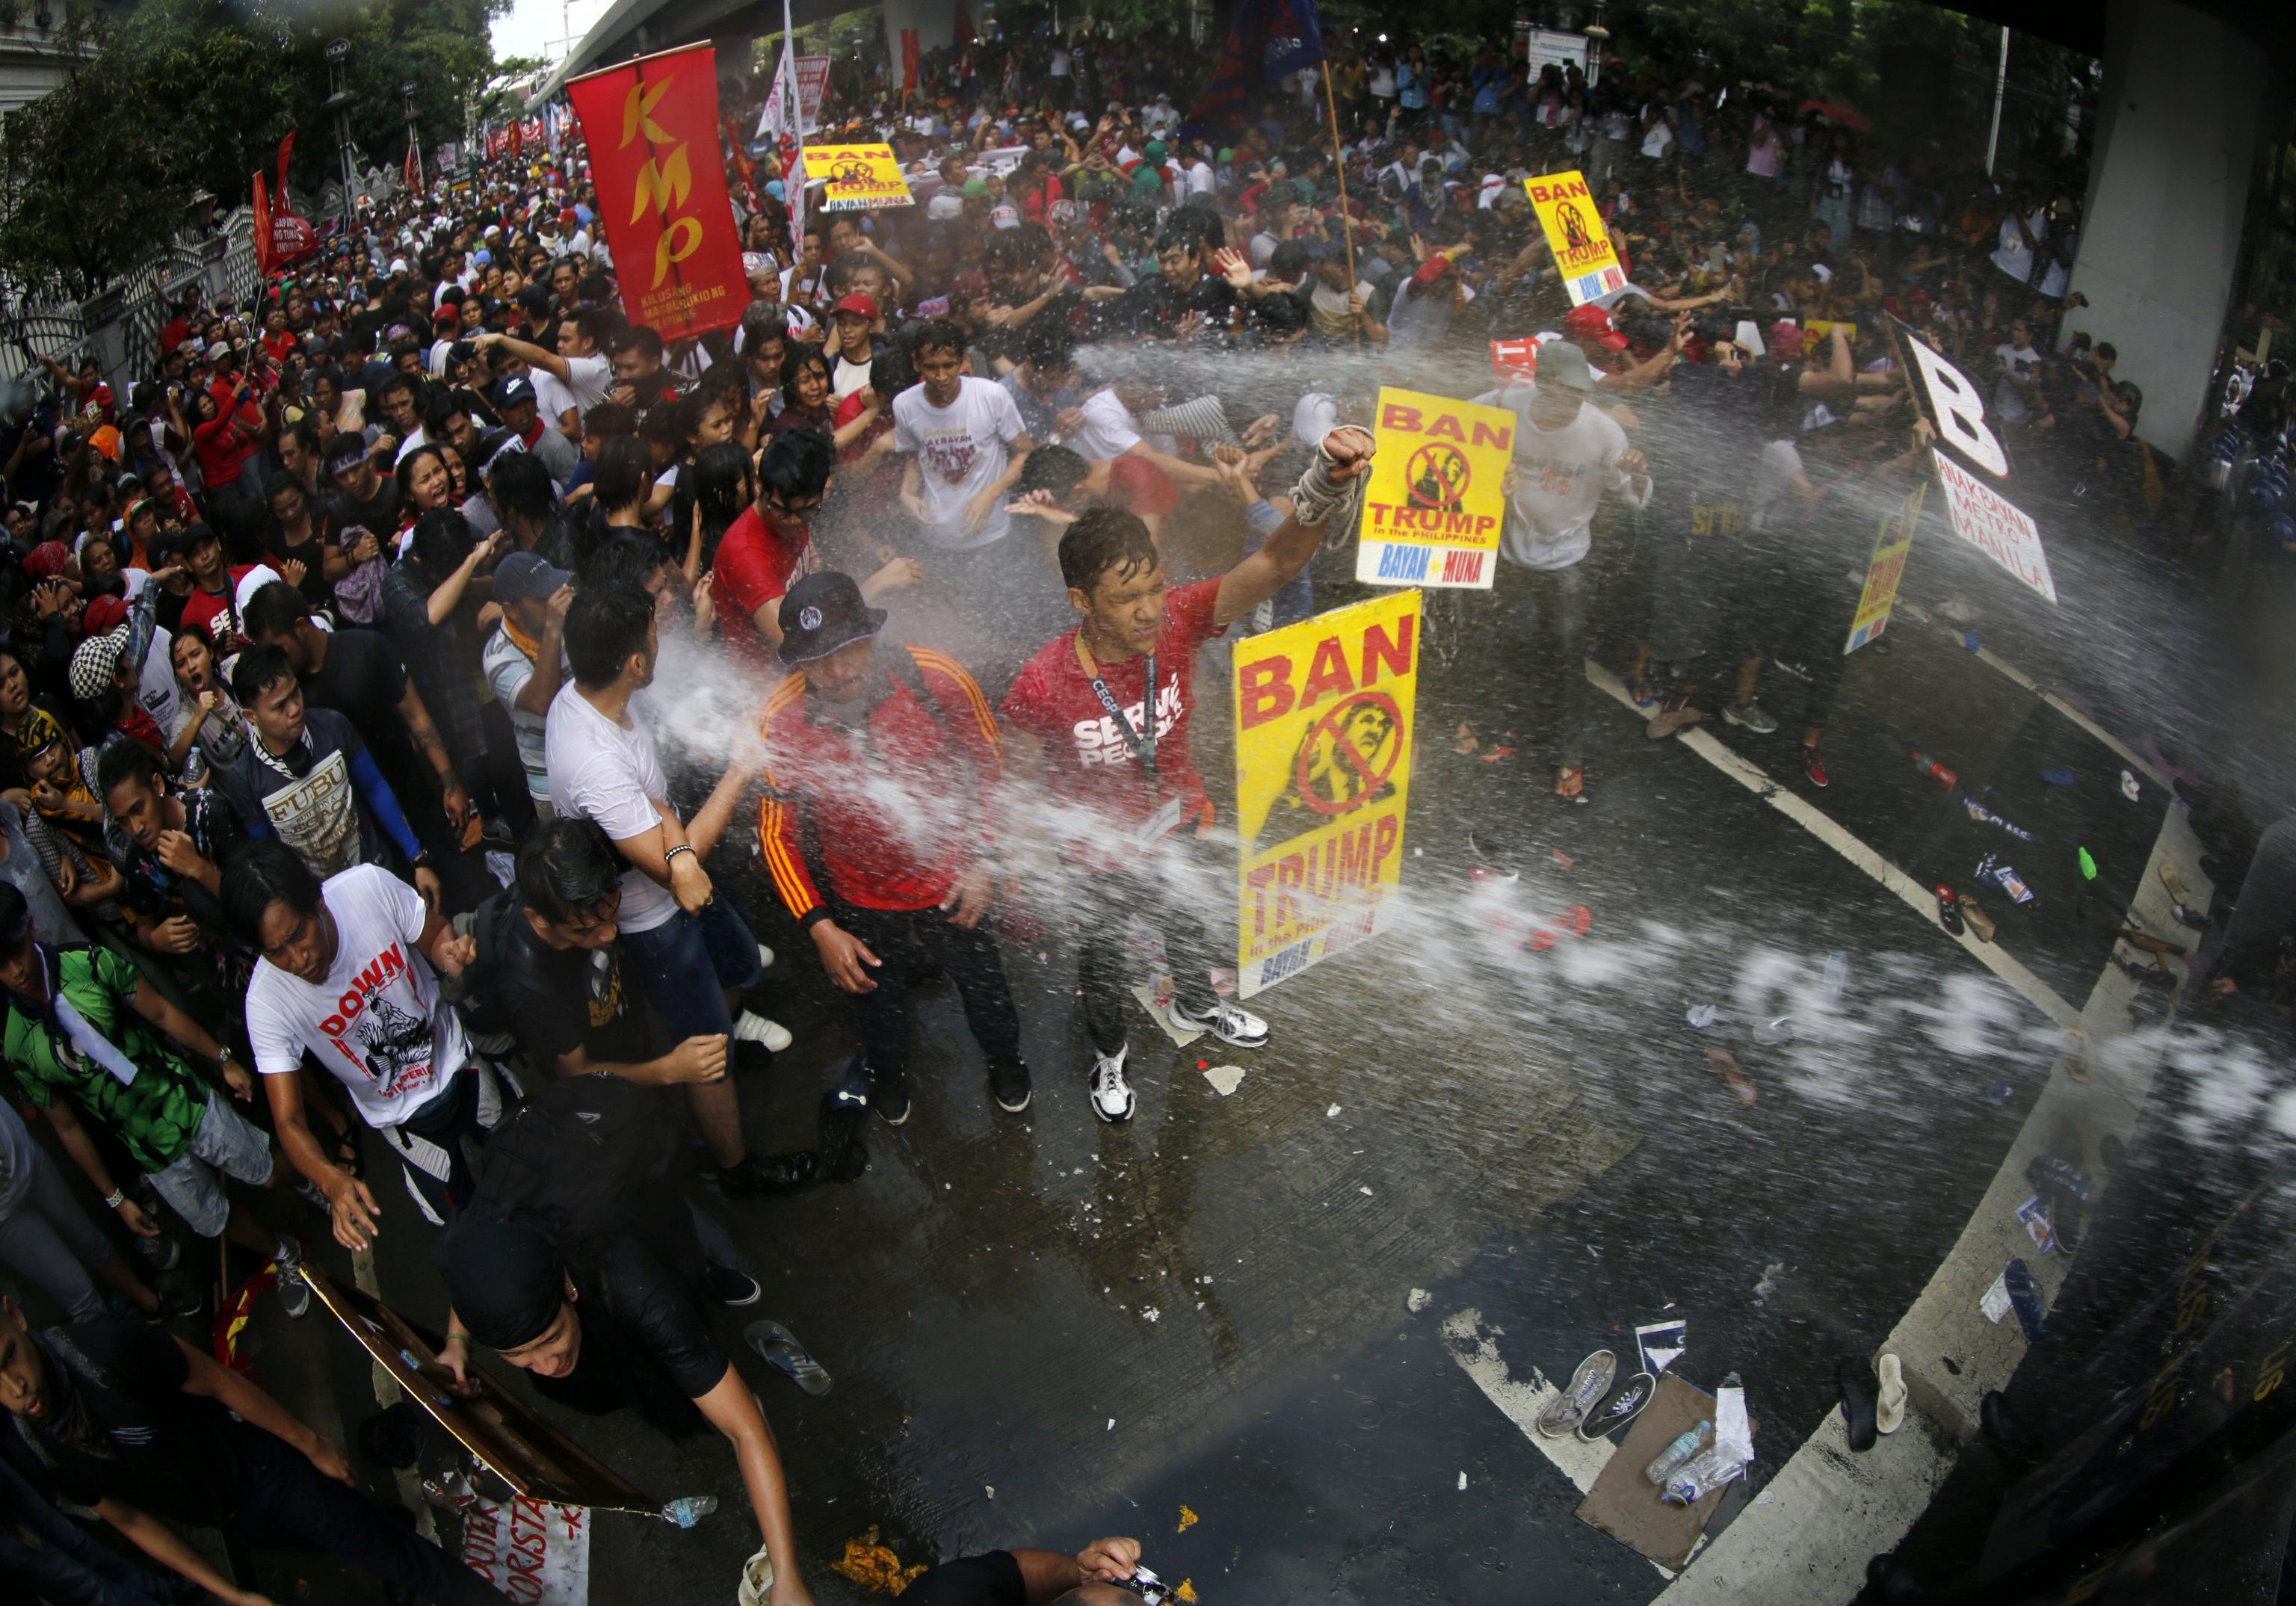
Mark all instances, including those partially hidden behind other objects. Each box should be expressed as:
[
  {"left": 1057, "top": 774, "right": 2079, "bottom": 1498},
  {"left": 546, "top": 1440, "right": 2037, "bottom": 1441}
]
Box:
[
  {"left": 1933, "top": 450, "right": 2058, "bottom": 604},
  {"left": 756, "top": 49, "right": 832, "bottom": 138},
  {"left": 462, "top": 1495, "right": 592, "bottom": 1605}
]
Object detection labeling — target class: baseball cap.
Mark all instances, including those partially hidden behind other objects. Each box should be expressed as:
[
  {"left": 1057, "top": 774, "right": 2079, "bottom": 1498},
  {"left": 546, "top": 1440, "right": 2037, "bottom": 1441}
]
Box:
[
  {"left": 22, "top": 540, "right": 70, "bottom": 580},
  {"left": 830, "top": 293, "right": 880, "bottom": 321},
  {"left": 493, "top": 375, "right": 537, "bottom": 410},
  {"left": 989, "top": 205, "right": 1020, "bottom": 230},
  {"left": 927, "top": 191, "right": 964, "bottom": 220},
  {"left": 1534, "top": 339, "right": 1597, "bottom": 394},
  {"left": 1564, "top": 303, "right": 1629, "bottom": 353},
  {"left": 81, "top": 594, "right": 129, "bottom": 636},
  {"left": 776, "top": 570, "right": 886, "bottom": 667},
  {"left": 492, "top": 550, "right": 571, "bottom": 604},
  {"left": 68, "top": 628, "right": 129, "bottom": 700},
  {"left": 961, "top": 177, "right": 992, "bottom": 199},
  {"left": 1768, "top": 320, "right": 1806, "bottom": 358}
]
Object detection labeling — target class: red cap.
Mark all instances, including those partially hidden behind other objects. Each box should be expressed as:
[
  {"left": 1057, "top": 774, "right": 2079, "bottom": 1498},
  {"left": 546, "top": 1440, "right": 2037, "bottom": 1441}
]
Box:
[
  {"left": 949, "top": 271, "right": 990, "bottom": 305},
  {"left": 1490, "top": 337, "right": 1542, "bottom": 382},
  {"left": 830, "top": 293, "right": 880, "bottom": 321},
  {"left": 433, "top": 304, "right": 459, "bottom": 329},
  {"left": 1410, "top": 255, "right": 1453, "bottom": 288},
  {"left": 559, "top": 208, "right": 578, "bottom": 227},
  {"left": 1770, "top": 320, "right": 1806, "bottom": 359},
  {"left": 1564, "top": 303, "right": 1629, "bottom": 352},
  {"left": 22, "top": 541, "right": 70, "bottom": 580},
  {"left": 81, "top": 594, "right": 128, "bottom": 635}
]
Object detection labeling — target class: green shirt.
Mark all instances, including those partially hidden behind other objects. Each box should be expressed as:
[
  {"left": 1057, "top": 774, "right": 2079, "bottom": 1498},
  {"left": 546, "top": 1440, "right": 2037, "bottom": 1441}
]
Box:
[{"left": 4, "top": 945, "right": 208, "bottom": 1176}]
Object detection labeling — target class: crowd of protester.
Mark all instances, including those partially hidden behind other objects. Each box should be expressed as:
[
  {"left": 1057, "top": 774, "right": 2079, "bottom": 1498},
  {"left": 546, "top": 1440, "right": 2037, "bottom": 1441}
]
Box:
[{"left": 0, "top": 13, "right": 2177, "bottom": 1605}]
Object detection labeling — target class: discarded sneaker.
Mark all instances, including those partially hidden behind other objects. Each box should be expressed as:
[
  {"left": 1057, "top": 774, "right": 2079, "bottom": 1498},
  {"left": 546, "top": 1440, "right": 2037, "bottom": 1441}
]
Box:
[
  {"left": 1936, "top": 886, "right": 1965, "bottom": 936},
  {"left": 1959, "top": 893, "right": 1996, "bottom": 943},
  {"left": 1535, "top": 1348, "right": 1617, "bottom": 1438},
  {"left": 1577, "top": 1371, "right": 1656, "bottom": 1442},
  {"left": 1723, "top": 699, "right": 1779, "bottom": 735},
  {"left": 1167, "top": 998, "right": 1270, "bottom": 1050},
  {"left": 1839, "top": 1357, "right": 1881, "bottom": 1451},
  {"left": 1875, "top": 1353, "right": 1907, "bottom": 1434}
]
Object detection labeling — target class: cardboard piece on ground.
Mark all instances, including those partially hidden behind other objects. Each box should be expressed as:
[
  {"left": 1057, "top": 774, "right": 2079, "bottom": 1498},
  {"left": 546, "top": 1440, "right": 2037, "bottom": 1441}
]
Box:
[{"left": 1575, "top": 1372, "right": 1750, "bottom": 1572}]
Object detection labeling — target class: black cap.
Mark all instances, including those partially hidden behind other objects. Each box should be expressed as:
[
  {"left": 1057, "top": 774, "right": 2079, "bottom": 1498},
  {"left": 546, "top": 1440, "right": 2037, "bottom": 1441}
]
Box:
[
  {"left": 493, "top": 374, "right": 536, "bottom": 410},
  {"left": 776, "top": 571, "right": 886, "bottom": 667}
]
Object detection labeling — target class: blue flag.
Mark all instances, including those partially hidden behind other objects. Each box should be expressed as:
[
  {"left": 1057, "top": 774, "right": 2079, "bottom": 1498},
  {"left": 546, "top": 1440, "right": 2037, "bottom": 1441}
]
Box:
[{"left": 1186, "top": 0, "right": 1328, "bottom": 128}]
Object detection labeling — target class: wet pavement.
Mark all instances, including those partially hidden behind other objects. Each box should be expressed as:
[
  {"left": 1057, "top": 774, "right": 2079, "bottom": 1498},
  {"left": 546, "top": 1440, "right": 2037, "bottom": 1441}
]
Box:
[{"left": 161, "top": 503, "right": 2199, "bottom": 1605}]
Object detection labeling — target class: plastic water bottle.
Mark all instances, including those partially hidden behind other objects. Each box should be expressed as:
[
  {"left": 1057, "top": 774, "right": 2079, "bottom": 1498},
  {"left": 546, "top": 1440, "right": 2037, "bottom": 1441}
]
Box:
[
  {"left": 658, "top": 1495, "right": 718, "bottom": 1528},
  {"left": 182, "top": 743, "right": 207, "bottom": 788},
  {"left": 1661, "top": 1447, "right": 1746, "bottom": 1507},
  {"left": 1908, "top": 748, "right": 1957, "bottom": 789},
  {"left": 1644, "top": 1420, "right": 1712, "bottom": 1485}
]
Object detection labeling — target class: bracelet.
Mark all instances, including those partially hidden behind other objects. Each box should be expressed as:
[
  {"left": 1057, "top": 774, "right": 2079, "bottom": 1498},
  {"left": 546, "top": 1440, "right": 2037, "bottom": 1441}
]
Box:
[
  {"left": 105, "top": 1189, "right": 125, "bottom": 1209},
  {"left": 664, "top": 844, "right": 697, "bottom": 867}
]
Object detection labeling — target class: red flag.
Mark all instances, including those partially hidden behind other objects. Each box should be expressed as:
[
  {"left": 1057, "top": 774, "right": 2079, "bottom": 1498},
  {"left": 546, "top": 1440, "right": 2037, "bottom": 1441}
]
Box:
[
  {"left": 405, "top": 140, "right": 422, "bottom": 197},
  {"left": 508, "top": 120, "right": 523, "bottom": 159},
  {"left": 954, "top": 1, "right": 975, "bottom": 47},
  {"left": 901, "top": 28, "right": 920, "bottom": 93},
  {"left": 565, "top": 43, "right": 749, "bottom": 341},
  {"left": 252, "top": 172, "right": 273, "bottom": 277},
  {"left": 275, "top": 132, "right": 294, "bottom": 211}
]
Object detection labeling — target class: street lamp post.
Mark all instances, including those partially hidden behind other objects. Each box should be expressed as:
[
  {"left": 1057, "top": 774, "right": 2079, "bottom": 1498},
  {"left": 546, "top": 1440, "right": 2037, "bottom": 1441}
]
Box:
[{"left": 324, "top": 38, "right": 359, "bottom": 214}]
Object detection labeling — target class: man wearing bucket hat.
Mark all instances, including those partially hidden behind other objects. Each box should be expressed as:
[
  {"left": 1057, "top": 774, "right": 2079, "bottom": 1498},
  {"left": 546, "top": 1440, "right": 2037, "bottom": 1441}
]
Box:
[{"left": 758, "top": 572, "right": 1031, "bottom": 1122}]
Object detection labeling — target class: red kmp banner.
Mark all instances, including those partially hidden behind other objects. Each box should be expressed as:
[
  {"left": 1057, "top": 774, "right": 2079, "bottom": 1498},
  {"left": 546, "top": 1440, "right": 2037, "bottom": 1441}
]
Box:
[{"left": 566, "top": 42, "right": 747, "bottom": 342}]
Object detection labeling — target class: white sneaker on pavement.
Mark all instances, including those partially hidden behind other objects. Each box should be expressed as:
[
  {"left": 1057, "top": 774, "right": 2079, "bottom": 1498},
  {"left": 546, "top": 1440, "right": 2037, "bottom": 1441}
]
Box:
[{"left": 1167, "top": 998, "right": 1270, "bottom": 1049}]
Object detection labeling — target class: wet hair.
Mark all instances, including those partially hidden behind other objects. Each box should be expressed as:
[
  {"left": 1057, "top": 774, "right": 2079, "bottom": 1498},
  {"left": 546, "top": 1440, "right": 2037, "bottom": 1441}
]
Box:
[
  {"left": 739, "top": 301, "right": 789, "bottom": 353},
  {"left": 679, "top": 442, "right": 753, "bottom": 572},
  {"left": 407, "top": 507, "right": 478, "bottom": 584},
  {"left": 868, "top": 342, "right": 914, "bottom": 399},
  {"left": 1059, "top": 506, "right": 1159, "bottom": 593},
  {"left": 242, "top": 579, "right": 312, "bottom": 644},
  {"left": 607, "top": 325, "right": 664, "bottom": 365},
  {"left": 591, "top": 434, "right": 652, "bottom": 516},
  {"left": 1020, "top": 327, "right": 1074, "bottom": 372},
  {"left": 576, "top": 529, "right": 669, "bottom": 599},
  {"left": 396, "top": 442, "right": 451, "bottom": 505},
  {"left": 1253, "top": 293, "right": 1309, "bottom": 338},
  {"left": 910, "top": 318, "right": 967, "bottom": 362},
  {"left": 757, "top": 427, "right": 835, "bottom": 507},
  {"left": 96, "top": 736, "right": 166, "bottom": 803},
  {"left": 0, "top": 881, "right": 25, "bottom": 945},
  {"left": 517, "top": 815, "right": 624, "bottom": 924},
  {"left": 487, "top": 448, "right": 556, "bottom": 525},
  {"left": 230, "top": 641, "right": 299, "bottom": 709},
  {"left": 580, "top": 400, "right": 636, "bottom": 440},
  {"left": 221, "top": 836, "right": 324, "bottom": 940},
  {"left": 1016, "top": 443, "right": 1090, "bottom": 501},
  {"left": 779, "top": 345, "right": 831, "bottom": 409},
  {"left": 563, "top": 585, "right": 654, "bottom": 688}
]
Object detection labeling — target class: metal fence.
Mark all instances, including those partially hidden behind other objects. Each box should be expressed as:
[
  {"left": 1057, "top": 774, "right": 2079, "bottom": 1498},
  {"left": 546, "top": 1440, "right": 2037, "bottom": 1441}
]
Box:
[{"left": 0, "top": 206, "right": 261, "bottom": 399}]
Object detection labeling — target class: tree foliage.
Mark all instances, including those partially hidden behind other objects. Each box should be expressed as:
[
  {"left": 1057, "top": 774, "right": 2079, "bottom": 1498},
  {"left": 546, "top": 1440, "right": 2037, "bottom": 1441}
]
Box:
[{"left": 0, "top": 0, "right": 507, "bottom": 298}]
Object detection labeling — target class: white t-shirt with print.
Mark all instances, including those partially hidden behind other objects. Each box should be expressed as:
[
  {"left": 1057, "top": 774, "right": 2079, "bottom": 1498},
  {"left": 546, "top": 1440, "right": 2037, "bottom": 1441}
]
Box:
[
  {"left": 1472, "top": 387, "right": 1649, "bottom": 570},
  {"left": 543, "top": 683, "right": 676, "bottom": 933},
  {"left": 247, "top": 865, "right": 468, "bottom": 1129},
  {"left": 891, "top": 376, "right": 1028, "bottom": 550}
]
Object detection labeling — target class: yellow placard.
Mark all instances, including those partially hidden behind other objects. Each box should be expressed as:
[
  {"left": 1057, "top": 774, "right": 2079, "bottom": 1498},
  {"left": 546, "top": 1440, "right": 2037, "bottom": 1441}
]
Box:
[
  {"left": 1523, "top": 170, "right": 1626, "bottom": 305},
  {"left": 1845, "top": 484, "right": 1924, "bottom": 654},
  {"left": 1354, "top": 386, "right": 1515, "bottom": 590},
  {"left": 806, "top": 143, "right": 913, "bottom": 211},
  {"left": 1233, "top": 592, "right": 1420, "bottom": 999}
]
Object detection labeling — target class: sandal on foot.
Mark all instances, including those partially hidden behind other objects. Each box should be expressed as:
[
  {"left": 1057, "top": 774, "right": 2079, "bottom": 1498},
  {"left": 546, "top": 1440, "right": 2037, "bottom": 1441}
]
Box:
[
  {"left": 746, "top": 1319, "right": 834, "bottom": 1396},
  {"left": 1709, "top": 1048, "right": 1756, "bottom": 1106},
  {"left": 1959, "top": 893, "right": 1996, "bottom": 943}
]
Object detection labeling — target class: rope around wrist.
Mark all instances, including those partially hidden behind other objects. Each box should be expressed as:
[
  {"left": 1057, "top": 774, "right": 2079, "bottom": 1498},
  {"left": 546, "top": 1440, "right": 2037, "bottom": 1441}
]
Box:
[{"left": 1288, "top": 441, "right": 1361, "bottom": 528}]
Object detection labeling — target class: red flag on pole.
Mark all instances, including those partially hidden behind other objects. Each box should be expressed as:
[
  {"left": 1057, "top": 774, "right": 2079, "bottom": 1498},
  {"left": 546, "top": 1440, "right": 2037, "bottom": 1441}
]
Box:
[
  {"left": 565, "top": 43, "right": 750, "bottom": 340},
  {"left": 252, "top": 172, "right": 273, "bottom": 277},
  {"left": 275, "top": 132, "right": 294, "bottom": 211}
]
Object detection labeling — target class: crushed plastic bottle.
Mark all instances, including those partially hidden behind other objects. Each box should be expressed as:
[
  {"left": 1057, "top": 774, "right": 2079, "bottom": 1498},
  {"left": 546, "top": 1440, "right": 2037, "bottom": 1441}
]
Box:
[
  {"left": 1661, "top": 1446, "right": 1748, "bottom": 1506},
  {"left": 1645, "top": 1420, "right": 1712, "bottom": 1485},
  {"left": 659, "top": 1495, "right": 718, "bottom": 1528}
]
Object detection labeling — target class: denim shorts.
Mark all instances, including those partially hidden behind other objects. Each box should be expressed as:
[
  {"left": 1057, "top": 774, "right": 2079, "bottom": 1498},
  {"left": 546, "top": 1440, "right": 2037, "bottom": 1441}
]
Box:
[
  {"left": 623, "top": 896, "right": 763, "bottom": 1041},
  {"left": 146, "top": 1095, "right": 274, "bottom": 1238}
]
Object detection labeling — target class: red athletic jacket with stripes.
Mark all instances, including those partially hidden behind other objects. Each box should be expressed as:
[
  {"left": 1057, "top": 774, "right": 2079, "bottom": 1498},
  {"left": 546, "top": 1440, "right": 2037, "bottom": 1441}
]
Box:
[{"left": 756, "top": 645, "right": 1002, "bottom": 921}]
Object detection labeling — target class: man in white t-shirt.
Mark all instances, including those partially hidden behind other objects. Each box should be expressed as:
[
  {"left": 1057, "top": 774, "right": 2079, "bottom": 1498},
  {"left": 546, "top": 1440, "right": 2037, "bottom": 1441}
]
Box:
[
  {"left": 237, "top": 844, "right": 491, "bottom": 1250},
  {"left": 1469, "top": 341, "right": 1651, "bottom": 810},
  {"left": 544, "top": 587, "right": 803, "bottom": 1199},
  {"left": 477, "top": 311, "right": 614, "bottom": 442},
  {"left": 1993, "top": 317, "right": 2044, "bottom": 424},
  {"left": 893, "top": 319, "right": 1034, "bottom": 551}
]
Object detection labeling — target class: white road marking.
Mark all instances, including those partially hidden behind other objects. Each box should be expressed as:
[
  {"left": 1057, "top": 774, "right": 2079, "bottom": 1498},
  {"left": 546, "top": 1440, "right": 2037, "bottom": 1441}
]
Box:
[{"left": 1585, "top": 660, "right": 2080, "bottom": 1027}]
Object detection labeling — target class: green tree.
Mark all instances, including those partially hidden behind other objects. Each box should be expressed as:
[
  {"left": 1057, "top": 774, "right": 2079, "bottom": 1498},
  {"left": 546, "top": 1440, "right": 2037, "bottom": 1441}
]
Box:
[{"left": 0, "top": 0, "right": 507, "bottom": 298}]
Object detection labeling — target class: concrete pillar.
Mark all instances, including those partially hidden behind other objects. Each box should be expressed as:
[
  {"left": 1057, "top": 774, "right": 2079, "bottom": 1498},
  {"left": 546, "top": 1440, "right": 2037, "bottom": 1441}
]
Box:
[{"left": 2060, "top": 0, "right": 2265, "bottom": 461}]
